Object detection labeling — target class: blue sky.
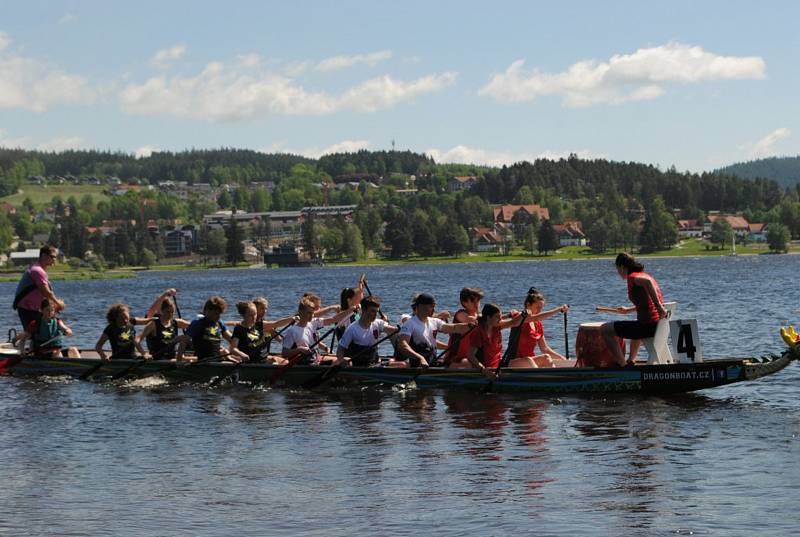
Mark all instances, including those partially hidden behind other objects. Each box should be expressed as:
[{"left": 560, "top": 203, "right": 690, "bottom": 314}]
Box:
[{"left": 1, "top": 0, "right": 798, "bottom": 172}]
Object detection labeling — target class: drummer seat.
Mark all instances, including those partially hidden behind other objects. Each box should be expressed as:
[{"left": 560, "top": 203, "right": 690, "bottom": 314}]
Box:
[{"left": 644, "top": 302, "right": 678, "bottom": 365}]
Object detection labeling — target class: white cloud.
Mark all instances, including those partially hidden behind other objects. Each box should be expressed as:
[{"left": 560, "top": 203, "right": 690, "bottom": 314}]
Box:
[
  {"left": 152, "top": 44, "right": 187, "bottom": 68},
  {"left": 0, "top": 127, "right": 31, "bottom": 147},
  {"left": 135, "top": 145, "right": 158, "bottom": 158},
  {"left": 425, "top": 144, "right": 605, "bottom": 167},
  {"left": 259, "top": 139, "right": 370, "bottom": 158},
  {"left": 37, "top": 136, "right": 85, "bottom": 152},
  {"left": 480, "top": 42, "right": 766, "bottom": 107},
  {"left": 0, "top": 128, "right": 85, "bottom": 151},
  {"left": 0, "top": 33, "right": 95, "bottom": 112},
  {"left": 58, "top": 13, "right": 78, "bottom": 25},
  {"left": 316, "top": 50, "right": 392, "bottom": 72},
  {"left": 120, "top": 55, "right": 456, "bottom": 121},
  {"left": 741, "top": 127, "right": 791, "bottom": 159}
]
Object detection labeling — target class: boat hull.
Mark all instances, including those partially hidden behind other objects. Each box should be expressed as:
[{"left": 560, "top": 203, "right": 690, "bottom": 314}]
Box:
[{"left": 1, "top": 349, "right": 795, "bottom": 394}]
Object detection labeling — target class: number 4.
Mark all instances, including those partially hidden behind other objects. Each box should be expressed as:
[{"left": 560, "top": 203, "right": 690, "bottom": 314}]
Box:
[{"left": 676, "top": 322, "right": 696, "bottom": 359}]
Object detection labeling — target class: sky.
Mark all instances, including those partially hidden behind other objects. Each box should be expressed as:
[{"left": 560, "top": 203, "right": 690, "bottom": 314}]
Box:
[{"left": 1, "top": 0, "right": 798, "bottom": 173}]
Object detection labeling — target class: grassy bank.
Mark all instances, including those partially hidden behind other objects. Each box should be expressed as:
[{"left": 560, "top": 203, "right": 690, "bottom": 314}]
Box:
[
  {"left": 328, "top": 238, "right": 798, "bottom": 267},
  {"left": 0, "top": 184, "right": 110, "bottom": 206},
  {"left": 0, "top": 266, "right": 135, "bottom": 282}
]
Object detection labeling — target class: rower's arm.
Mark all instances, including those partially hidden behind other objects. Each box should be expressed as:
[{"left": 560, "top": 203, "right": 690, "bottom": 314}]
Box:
[
  {"left": 635, "top": 276, "right": 667, "bottom": 318},
  {"left": 383, "top": 324, "right": 399, "bottom": 335},
  {"left": 263, "top": 314, "right": 296, "bottom": 332},
  {"left": 136, "top": 321, "right": 155, "bottom": 346},
  {"left": 322, "top": 305, "right": 358, "bottom": 327},
  {"left": 57, "top": 319, "right": 73, "bottom": 337},
  {"left": 465, "top": 346, "right": 485, "bottom": 371},
  {"left": 498, "top": 312, "right": 524, "bottom": 330},
  {"left": 145, "top": 289, "right": 176, "bottom": 318},
  {"left": 397, "top": 335, "right": 429, "bottom": 367},
  {"left": 175, "top": 337, "right": 190, "bottom": 361},
  {"left": 440, "top": 321, "right": 475, "bottom": 334},
  {"left": 527, "top": 305, "right": 569, "bottom": 322},
  {"left": 227, "top": 338, "right": 248, "bottom": 362},
  {"left": 539, "top": 335, "right": 565, "bottom": 361},
  {"left": 314, "top": 304, "right": 340, "bottom": 317},
  {"left": 95, "top": 333, "right": 109, "bottom": 361}
]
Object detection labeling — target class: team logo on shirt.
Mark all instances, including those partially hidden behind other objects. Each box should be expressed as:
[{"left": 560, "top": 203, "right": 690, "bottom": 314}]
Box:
[
  {"left": 206, "top": 325, "right": 222, "bottom": 341},
  {"left": 372, "top": 329, "right": 379, "bottom": 338}
]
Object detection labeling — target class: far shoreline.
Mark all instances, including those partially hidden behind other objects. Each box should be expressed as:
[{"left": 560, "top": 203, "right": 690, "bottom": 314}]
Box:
[{"left": 2, "top": 240, "right": 794, "bottom": 282}]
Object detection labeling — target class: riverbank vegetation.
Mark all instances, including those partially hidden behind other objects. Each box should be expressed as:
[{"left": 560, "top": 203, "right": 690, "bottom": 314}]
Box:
[{"left": 2, "top": 148, "right": 799, "bottom": 269}]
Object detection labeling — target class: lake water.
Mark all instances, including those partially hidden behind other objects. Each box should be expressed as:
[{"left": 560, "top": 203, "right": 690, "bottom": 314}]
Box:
[{"left": 1, "top": 255, "right": 799, "bottom": 536}]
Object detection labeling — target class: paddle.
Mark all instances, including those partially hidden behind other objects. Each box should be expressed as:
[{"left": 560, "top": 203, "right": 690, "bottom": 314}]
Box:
[
  {"left": 563, "top": 309, "right": 569, "bottom": 360},
  {"left": 362, "top": 274, "right": 388, "bottom": 321},
  {"left": 134, "top": 351, "right": 232, "bottom": 381},
  {"left": 303, "top": 330, "right": 395, "bottom": 389},
  {"left": 77, "top": 356, "right": 109, "bottom": 380},
  {"left": 269, "top": 325, "right": 336, "bottom": 387},
  {"left": 211, "top": 320, "right": 298, "bottom": 387}
]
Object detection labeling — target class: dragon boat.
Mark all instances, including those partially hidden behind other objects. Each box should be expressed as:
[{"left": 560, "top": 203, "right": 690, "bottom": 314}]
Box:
[
  {"left": 1, "top": 340, "right": 797, "bottom": 394},
  {"left": 2, "top": 316, "right": 798, "bottom": 395}
]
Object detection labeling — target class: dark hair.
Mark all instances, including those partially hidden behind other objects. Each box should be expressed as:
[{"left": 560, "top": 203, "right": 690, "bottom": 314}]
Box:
[
  {"left": 615, "top": 252, "right": 644, "bottom": 274},
  {"left": 340, "top": 287, "right": 359, "bottom": 310},
  {"left": 106, "top": 303, "right": 129, "bottom": 325},
  {"left": 160, "top": 299, "right": 175, "bottom": 315},
  {"left": 412, "top": 293, "right": 436, "bottom": 306},
  {"left": 236, "top": 301, "right": 254, "bottom": 316},
  {"left": 459, "top": 287, "right": 484, "bottom": 305},
  {"left": 40, "top": 298, "right": 51, "bottom": 310},
  {"left": 203, "top": 296, "right": 227, "bottom": 314},
  {"left": 478, "top": 303, "right": 501, "bottom": 327},
  {"left": 525, "top": 289, "right": 545, "bottom": 306},
  {"left": 361, "top": 295, "right": 381, "bottom": 310},
  {"left": 39, "top": 245, "right": 57, "bottom": 259}
]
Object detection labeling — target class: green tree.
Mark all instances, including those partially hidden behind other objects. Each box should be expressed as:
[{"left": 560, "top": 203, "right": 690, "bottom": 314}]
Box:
[
  {"left": 384, "top": 209, "right": 414, "bottom": 258},
  {"left": 319, "top": 226, "right": 344, "bottom": 259},
  {"left": 225, "top": 217, "right": 245, "bottom": 264},
  {"left": 512, "top": 185, "right": 535, "bottom": 204},
  {"left": 343, "top": 224, "right": 365, "bottom": 261},
  {"left": 767, "top": 223, "right": 790, "bottom": 253},
  {"left": 140, "top": 248, "right": 156, "bottom": 267},
  {"left": 440, "top": 221, "right": 469, "bottom": 256},
  {"left": 0, "top": 212, "right": 13, "bottom": 251},
  {"left": 204, "top": 228, "right": 226, "bottom": 257},
  {"left": 537, "top": 219, "right": 559, "bottom": 255},
  {"left": 301, "top": 214, "right": 318, "bottom": 259},
  {"left": 639, "top": 197, "right": 678, "bottom": 252},
  {"left": 217, "top": 190, "right": 232, "bottom": 209},
  {"left": 250, "top": 188, "right": 272, "bottom": 212},
  {"left": 412, "top": 209, "right": 437, "bottom": 257},
  {"left": 710, "top": 218, "right": 733, "bottom": 249}
]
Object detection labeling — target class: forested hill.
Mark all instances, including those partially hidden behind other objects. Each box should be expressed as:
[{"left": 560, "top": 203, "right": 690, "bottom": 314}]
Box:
[
  {"left": 716, "top": 156, "right": 800, "bottom": 189},
  {"left": 0, "top": 147, "right": 789, "bottom": 215}
]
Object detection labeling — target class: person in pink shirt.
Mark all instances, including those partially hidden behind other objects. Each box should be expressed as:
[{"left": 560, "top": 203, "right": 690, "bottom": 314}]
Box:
[{"left": 13, "top": 245, "right": 65, "bottom": 330}]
